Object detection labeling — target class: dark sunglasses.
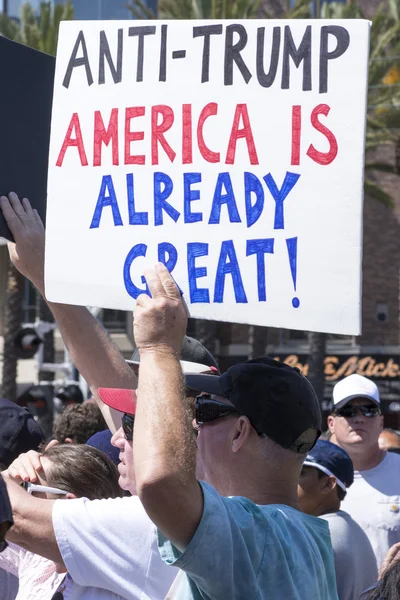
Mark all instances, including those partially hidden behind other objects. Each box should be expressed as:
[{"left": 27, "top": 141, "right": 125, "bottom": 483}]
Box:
[
  {"left": 334, "top": 405, "right": 381, "bottom": 419},
  {"left": 195, "top": 395, "right": 240, "bottom": 427},
  {"left": 122, "top": 413, "right": 135, "bottom": 440}
]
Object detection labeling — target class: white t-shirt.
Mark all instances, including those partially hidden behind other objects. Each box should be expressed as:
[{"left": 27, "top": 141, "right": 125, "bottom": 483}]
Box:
[
  {"left": 341, "top": 451, "right": 400, "bottom": 570},
  {"left": 52, "top": 495, "right": 178, "bottom": 600},
  {"left": 321, "top": 510, "right": 378, "bottom": 600}
]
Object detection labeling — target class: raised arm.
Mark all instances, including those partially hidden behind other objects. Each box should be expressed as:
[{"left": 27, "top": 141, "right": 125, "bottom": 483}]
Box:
[
  {"left": 0, "top": 193, "right": 135, "bottom": 431},
  {"left": 133, "top": 263, "right": 203, "bottom": 551}
]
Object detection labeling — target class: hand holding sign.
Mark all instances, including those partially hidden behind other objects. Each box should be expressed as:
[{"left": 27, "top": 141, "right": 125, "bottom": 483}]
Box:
[
  {"left": 135, "top": 263, "right": 187, "bottom": 357},
  {"left": 0, "top": 193, "right": 46, "bottom": 294}
]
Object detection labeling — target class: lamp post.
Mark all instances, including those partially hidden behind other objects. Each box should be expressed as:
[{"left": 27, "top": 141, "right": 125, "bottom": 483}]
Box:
[{"left": 3, "top": 0, "right": 8, "bottom": 15}]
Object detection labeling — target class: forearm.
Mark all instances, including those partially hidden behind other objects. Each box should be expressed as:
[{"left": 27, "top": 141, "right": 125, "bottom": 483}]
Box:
[
  {"left": 2, "top": 476, "right": 63, "bottom": 564},
  {"left": 134, "top": 350, "right": 201, "bottom": 548},
  {"left": 46, "top": 300, "right": 135, "bottom": 393}
]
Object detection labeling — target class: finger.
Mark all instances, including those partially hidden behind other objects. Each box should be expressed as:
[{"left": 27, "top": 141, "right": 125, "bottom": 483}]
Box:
[
  {"left": 8, "top": 192, "right": 26, "bottom": 219},
  {"left": 155, "top": 262, "right": 182, "bottom": 300},
  {"left": 33, "top": 210, "right": 45, "bottom": 233},
  {"left": 26, "top": 450, "right": 43, "bottom": 472},
  {"left": 21, "top": 197, "right": 35, "bottom": 217},
  {"left": 44, "top": 439, "right": 59, "bottom": 451},
  {"left": 143, "top": 267, "right": 164, "bottom": 298},
  {"left": 7, "top": 463, "right": 30, "bottom": 483},
  {"left": 0, "top": 196, "right": 25, "bottom": 236},
  {"left": 136, "top": 293, "right": 152, "bottom": 307}
]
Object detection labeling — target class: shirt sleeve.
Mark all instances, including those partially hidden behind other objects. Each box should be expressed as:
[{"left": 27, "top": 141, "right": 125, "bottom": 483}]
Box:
[
  {"left": 158, "top": 482, "right": 267, "bottom": 599},
  {"left": 52, "top": 495, "right": 157, "bottom": 597}
]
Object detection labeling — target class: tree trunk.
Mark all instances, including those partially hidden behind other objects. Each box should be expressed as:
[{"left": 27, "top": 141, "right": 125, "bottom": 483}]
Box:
[
  {"left": 307, "top": 331, "right": 326, "bottom": 402},
  {"left": 1, "top": 261, "right": 24, "bottom": 401},
  {"left": 248, "top": 326, "right": 268, "bottom": 360},
  {"left": 195, "top": 320, "right": 218, "bottom": 357}
]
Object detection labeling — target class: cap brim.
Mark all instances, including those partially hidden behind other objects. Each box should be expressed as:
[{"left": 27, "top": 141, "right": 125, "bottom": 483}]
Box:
[
  {"left": 184, "top": 373, "right": 224, "bottom": 395},
  {"left": 98, "top": 388, "right": 137, "bottom": 415},
  {"left": 303, "top": 460, "right": 347, "bottom": 491},
  {"left": 334, "top": 394, "right": 380, "bottom": 410},
  {"left": 126, "top": 360, "right": 214, "bottom": 375}
]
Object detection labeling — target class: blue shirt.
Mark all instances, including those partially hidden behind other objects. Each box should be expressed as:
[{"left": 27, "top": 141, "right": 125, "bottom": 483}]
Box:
[{"left": 159, "top": 482, "right": 339, "bottom": 600}]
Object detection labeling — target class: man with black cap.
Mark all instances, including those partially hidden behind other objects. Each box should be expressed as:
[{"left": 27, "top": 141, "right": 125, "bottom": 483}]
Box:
[
  {"left": 111, "top": 262, "right": 338, "bottom": 600},
  {"left": 328, "top": 374, "right": 400, "bottom": 570},
  {"left": 298, "top": 440, "right": 377, "bottom": 600}
]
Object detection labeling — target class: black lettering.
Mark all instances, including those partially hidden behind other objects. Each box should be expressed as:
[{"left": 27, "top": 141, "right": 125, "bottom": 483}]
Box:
[
  {"left": 224, "top": 24, "right": 252, "bottom": 86},
  {"left": 282, "top": 25, "right": 312, "bottom": 91},
  {"left": 256, "top": 27, "right": 281, "bottom": 88},
  {"left": 320, "top": 26, "right": 350, "bottom": 94},
  {"left": 98, "top": 29, "right": 123, "bottom": 85},
  {"left": 193, "top": 24, "right": 223, "bottom": 83},
  {"left": 129, "top": 26, "right": 156, "bottom": 82},
  {"left": 159, "top": 24, "right": 167, "bottom": 82},
  {"left": 62, "top": 30, "right": 93, "bottom": 89}
]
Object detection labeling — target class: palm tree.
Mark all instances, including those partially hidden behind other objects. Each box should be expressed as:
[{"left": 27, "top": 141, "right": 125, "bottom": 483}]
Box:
[{"left": 0, "top": 1, "right": 74, "bottom": 402}]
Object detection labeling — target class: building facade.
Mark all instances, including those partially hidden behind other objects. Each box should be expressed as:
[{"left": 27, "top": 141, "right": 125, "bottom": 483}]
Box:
[{"left": 2, "top": 0, "right": 157, "bottom": 20}]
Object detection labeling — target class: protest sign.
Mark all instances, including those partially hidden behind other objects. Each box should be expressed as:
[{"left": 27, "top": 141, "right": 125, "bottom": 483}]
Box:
[
  {"left": 45, "top": 20, "right": 370, "bottom": 335},
  {"left": 0, "top": 37, "right": 54, "bottom": 241}
]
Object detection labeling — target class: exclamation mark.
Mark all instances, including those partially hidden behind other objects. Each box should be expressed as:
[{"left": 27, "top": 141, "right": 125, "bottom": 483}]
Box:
[{"left": 286, "top": 237, "right": 300, "bottom": 308}]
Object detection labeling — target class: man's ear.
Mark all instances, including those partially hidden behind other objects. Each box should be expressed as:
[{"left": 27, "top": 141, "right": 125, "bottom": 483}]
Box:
[
  {"left": 321, "top": 475, "right": 336, "bottom": 496},
  {"left": 231, "top": 416, "right": 252, "bottom": 453},
  {"left": 327, "top": 415, "right": 335, "bottom": 434},
  {"left": 65, "top": 492, "right": 77, "bottom": 499},
  {"left": 64, "top": 438, "right": 74, "bottom": 444}
]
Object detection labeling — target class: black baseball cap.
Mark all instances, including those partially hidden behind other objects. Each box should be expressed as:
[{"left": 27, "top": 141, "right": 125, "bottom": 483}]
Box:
[
  {"left": 185, "top": 357, "right": 322, "bottom": 453},
  {"left": 0, "top": 398, "right": 45, "bottom": 468},
  {"left": 303, "top": 440, "right": 354, "bottom": 491},
  {"left": 129, "top": 335, "right": 219, "bottom": 374},
  {"left": 56, "top": 384, "right": 84, "bottom": 404}
]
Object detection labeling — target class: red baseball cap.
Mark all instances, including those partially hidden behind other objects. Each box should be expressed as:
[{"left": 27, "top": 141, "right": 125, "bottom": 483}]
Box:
[{"left": 98, "top": 388, "right": 137, "bottom": 416}]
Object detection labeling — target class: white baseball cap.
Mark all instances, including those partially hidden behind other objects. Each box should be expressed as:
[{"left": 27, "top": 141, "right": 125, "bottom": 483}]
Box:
[{"left": 332, "top": 374, "right": 380, "bottom": 410}]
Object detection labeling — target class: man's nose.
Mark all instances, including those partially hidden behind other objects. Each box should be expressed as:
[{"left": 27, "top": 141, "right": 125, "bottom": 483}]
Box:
[
  {"left": 111, "top": 427, "right": 125, "bottom": 447},
  {"left": 351, "top": 408, "right": 365, "bottom": 422}
]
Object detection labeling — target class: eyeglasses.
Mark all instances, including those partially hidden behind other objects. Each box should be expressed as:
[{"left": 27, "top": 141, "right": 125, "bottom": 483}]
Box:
[
  {"left": 195, "top": 395, "right": 240, "bottom": 428},
  {"left": 22, "top": 482, "right": 68, "bottom": 496},
  {"left": 122, "top": 413, "right": 135, "bottom": 441},
  {"left": 334, "top": 405, "right": 381, "bottom": 419}
]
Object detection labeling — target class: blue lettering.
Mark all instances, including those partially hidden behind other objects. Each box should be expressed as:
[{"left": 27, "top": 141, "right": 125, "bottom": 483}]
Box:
[
  {"left": 214, "top": 240, "right": 247, "bottom": 303},
  {"left": 154, "top": 172, "right": 180, "bottom": 226},
  {"left": 184, "top": 173, "right": 203, "bottom": 224},
  {"left": 209, "top": 173, "right": 241, "bottom": 225},
  {"left": 246, "top": 239, "right": 274, "bottom": 301},
  {"left": 187, "top": 242, "right": 210, "bottom": 303},
  {"left": 245, "top": 172, "right": 264, "bottom": 228},
  {"left": 123, "top": 243, "right": 149, "bottom": 299},
  {"left": 127, "top": 174, "right": 148, "bottom": 225},
  {"left": 263, "top": 171, "right": 301, "bottom": 230},
  {"left": 90, "top": 174, "right": 123, "bottom": 229}
]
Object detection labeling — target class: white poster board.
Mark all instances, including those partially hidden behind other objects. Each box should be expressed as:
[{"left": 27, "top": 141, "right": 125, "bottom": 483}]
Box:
[{"left": 45, "top": 19, "right": 370, "bottom": 335}]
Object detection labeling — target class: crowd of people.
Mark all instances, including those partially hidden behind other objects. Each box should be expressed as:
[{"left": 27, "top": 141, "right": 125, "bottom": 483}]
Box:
[{"left": 1, "top": 190, "right": 400, "bottom": 599}]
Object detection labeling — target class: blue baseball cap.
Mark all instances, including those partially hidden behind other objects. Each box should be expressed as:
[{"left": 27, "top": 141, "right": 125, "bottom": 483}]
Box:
[
  {"left": 303, "top": 440, "right": 354, "bottom": 491},
  {"left": 86, "top": 430, "right": 119, "bottom": 466}
]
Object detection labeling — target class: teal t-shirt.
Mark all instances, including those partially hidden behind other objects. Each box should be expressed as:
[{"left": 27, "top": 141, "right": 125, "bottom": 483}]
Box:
[{"left": 159, "top": 482, "right": 339, "bottom": 600}]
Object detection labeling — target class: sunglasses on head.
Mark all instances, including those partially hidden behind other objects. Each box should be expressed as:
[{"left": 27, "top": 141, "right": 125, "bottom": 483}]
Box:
[
  {"left": 334, "top": 405, "right": 381, "bottom": 419},
  {"left": 122, "top": 413, "right": 135, "bottom": 440},
  {"left": 195, "top": 394, "right": 240, "bottom": 428}
]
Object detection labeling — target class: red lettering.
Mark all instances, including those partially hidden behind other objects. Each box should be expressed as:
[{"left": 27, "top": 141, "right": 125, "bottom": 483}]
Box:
[
  {"left": 56, "top": 113, "right": 88, "bottom": 167},
  {"left": 226, "top": 104, "right": 259, "bottom": 166},
  {"left": 94, "top": 109, "right": 119, "bottom": 167},
  {"left": 125, "top": 107, "right": 145, "bottom": 165},
  {"left": 306, "top": 104, "right": 338, "bottom": 166},
  {"left": 291, "top": 105, "right": 301, "bottom": 166},
  {"left": 182, "top": 104, "right": 193, "bottom": 165},
  {"left": 151, "top": 105, "right": 176, "bottom": 165},
  {"left": 197, "top": 103, "right": 220, "bottom": 163}
]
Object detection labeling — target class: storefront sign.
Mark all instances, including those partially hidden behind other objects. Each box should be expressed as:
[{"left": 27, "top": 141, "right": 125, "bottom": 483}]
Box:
[{"left": 274, "top": 354, "right": 400, "bottom": 380}]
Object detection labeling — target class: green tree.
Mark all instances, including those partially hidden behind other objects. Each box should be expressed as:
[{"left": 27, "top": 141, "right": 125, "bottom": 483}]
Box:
[{"left": 0, "top": 1, "right": 74, "bottom": 403}]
